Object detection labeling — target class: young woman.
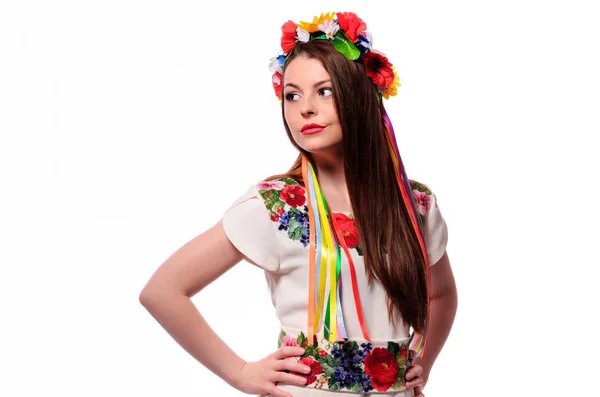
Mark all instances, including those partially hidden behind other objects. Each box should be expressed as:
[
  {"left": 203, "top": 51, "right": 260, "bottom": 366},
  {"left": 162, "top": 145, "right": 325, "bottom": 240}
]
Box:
[{"left": 140, "top": 12, "right": 457, "bottom": 397}]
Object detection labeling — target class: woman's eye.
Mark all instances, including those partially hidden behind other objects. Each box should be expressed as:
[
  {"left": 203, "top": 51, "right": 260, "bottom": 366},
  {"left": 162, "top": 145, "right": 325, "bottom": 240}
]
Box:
[
  {"left": 284, "top": 92, "right": 300, "bottom": 101},
  {"left": 319, "top": 87, "right": 333, "bottom": 97}
]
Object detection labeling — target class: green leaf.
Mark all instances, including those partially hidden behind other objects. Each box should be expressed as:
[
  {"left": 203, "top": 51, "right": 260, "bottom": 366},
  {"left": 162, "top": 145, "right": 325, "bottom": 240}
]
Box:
[
  {"left": 409, "top": 180, "right": 432, "bottom": 196},
  {"left": 324, "top": 354, "right": 340, "bottom": 368},
  {"left": 305, "top": 345, "right": 319, "bottom": 360},
  {"left": 331, "top": 31, "right": 360, "bottom": 60},
  {"left": 289, "top": 222, "right": 304, "bottom": 240},
  {"left": 288, "top": 216, "right": 299, "bottom": 229},
  {"left": 395, "top": 355, "right": 406, "bottom": 369},
  {"left": 310, "top": 32, "right": 328, "bottom": 40},
  {"left": 297, "top": 331, "right": 307, "bottom": 347},
  {"left": 328, "top": 377, "right": 340, "bottom": 390},
  {"left": 397, "top": 363, "right": 406, "bottom": 383},
  {"left": 321, "top": 361, "right": 335, "bottom": 378},
  {"left": 349, "top": 382, "right": 362, "bottom": 392},
  {"left": 281, "top": 177, "right": 300, "bottom": 186},
  {"left": 288, "top": 207, "right": 303, "bottom": 217},
  {"left": 271, "top": 201, "right": 285, "bottom": 213},
  {"left": 278, "top": 330, "right": 286, "bottom": 348},
  {"left": 390, "top": 378, "right": 405, "bottom": 390},
  {"left": 388, "top": 341, "right": 400, "bottom": 356},
  {"left": 355, "top": 244, "right": 363, "bottom": 256},
  {"left": 342, "top": 340, "right": 359, "bottom": 354},
  {"left": 262, "top": 192, "right": 284, "bottom": 212}
]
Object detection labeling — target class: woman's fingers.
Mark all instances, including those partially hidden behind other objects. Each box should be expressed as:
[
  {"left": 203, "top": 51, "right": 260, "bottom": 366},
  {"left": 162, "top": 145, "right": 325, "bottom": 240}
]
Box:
[
  {"left": 406, "top": 375, "right": 424, "bottom": 389},
  {"left": 266, "top": 384, "right": 293, "bottom": 397},
  {"left": 273, "top": 346, "right": 305, "bottom": 360},
  {"left": 274, "top": 358, "right": 311, "bottom": 374},
  {"left": 405, "top": 362, "right": 423, "bottom": 389},
  {"left": 262, "top": 346, "right": 309, "bottom": 395},
  {"left": 405, "top": 364, "right": 423, "bottom": 380},
  {"left": 273, "top": 371, "right": 308, "bottom": 386}
]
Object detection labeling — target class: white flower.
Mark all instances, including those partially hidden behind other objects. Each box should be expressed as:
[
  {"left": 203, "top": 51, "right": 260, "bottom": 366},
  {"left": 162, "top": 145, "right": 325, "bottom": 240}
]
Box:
[
  {"left": 296, "top": 27, "right": 310, "bottom": 43},
  {"left": 268, "top": 56, "right": 283, "bottom": 74},
  {"left": 272, "top": 73, "right": 281, "bottom": 85},
  {"left": 318, "top": 19, "right": 339, "bottom": 39}
]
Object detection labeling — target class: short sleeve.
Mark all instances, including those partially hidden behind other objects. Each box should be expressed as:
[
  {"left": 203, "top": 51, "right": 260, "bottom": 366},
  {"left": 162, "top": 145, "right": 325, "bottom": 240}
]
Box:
[
  {"left": 222, "top": 184, "right": 280, "bottom": 272},
  {"left": 424, "top": 190, "right": 448, "bottom": 266}
]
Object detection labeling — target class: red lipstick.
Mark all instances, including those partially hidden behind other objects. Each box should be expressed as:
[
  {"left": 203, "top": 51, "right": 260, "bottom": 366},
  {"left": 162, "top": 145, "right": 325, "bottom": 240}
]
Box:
[{"left": 301, "top": 123, "right": 325, "bottom": 135}]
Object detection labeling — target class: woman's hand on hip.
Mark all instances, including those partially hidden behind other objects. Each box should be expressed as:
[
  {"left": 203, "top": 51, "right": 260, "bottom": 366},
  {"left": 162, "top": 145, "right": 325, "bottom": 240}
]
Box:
[
  {"left": 405, "top": 350, "right": 430, "bottom": 397},
  {"left": 233, "top": 346, "right": 310, "bottom": 397}
]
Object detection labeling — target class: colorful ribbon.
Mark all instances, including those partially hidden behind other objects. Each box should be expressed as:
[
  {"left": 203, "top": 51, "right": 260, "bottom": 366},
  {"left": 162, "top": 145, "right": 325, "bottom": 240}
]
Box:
[
  {"left": 381, "top": 104, "right": 431, "bottom": 359},
  {"left": 303, "top": 157, "right": 369, "bottom": 343},
  {"left": 301, "top": 104, "right": 430, "bottom": 355}
]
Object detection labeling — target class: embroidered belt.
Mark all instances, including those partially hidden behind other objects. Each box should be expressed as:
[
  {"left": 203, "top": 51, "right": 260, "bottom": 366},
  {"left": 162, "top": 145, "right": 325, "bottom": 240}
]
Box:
[{"left": 277, "top": 328, "right": 412, "bottom": 393}]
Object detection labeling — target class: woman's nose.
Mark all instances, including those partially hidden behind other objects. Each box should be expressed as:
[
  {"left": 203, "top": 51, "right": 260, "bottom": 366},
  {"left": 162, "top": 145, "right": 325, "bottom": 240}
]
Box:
[{"left": 301, "top": 102, "right": 318, "bottom": 118}]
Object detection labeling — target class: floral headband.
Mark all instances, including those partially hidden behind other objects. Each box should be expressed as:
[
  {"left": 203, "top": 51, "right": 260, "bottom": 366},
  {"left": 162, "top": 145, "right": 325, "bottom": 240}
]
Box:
[{"left": 268, "top": 12, "right": 400, "bottom": 101}]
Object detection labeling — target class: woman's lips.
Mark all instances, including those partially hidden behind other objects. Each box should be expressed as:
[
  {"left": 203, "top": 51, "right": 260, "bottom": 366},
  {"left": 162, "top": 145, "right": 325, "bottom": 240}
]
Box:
[
  {"left": 301, "top": 124, "right": 325, "bottom": 135},
  {"left": 301, "top": 126, "right": 325, "bottom": 135}
]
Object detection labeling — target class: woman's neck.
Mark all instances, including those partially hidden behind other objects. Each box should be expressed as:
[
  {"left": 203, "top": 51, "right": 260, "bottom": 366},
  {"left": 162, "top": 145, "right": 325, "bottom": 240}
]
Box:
[{"left": 311, "top": 155, "right": 351, "bottom": 212}]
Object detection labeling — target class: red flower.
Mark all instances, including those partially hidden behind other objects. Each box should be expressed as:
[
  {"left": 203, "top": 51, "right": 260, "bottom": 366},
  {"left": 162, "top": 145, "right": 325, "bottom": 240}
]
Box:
[
  {"left": 272, "top": 71, "right": 283, "bottom": 99},
  {"left": 281, "top": 20, "right": 297, "bottom": 54},
  {"left": 399, "top": 347, "right": 408, "bottom": 360},
  {"left": 364, "top": 348, "right": 399, "bottom": 392},
  {"left": 280, "top": 185, "right": 306, "bottom": 207},
  {"left": 270, "top": 214, "right": 279, "bottom": 222},
  {"left": 336, "top": 12, "right": 367, "bottom": 43},
  {"left": 332, "top": 213, "right": 359, "bottom": 248},
  {"left": 362, "top": 52, "right": 395, "bottom": 88},
  {"left": 291, "top": 357, "right": 323, "bottom": 385},
  {"left": 276, "top": 208, "right": 284, "bottom": 215},
  {"left": 319, "top": 350, "right": 328, "bottom": 357}
]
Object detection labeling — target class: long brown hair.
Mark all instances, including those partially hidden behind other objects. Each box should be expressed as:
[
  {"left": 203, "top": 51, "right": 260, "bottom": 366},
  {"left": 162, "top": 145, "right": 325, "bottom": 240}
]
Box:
[{"left": 264, "top": 40, "right": 428, "bottom": 333}]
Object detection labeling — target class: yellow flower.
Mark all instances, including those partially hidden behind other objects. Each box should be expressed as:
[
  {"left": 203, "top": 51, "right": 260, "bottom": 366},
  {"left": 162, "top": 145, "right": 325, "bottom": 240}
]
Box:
[
  {"left": 298, "top": 12, "right": 336, "bottom": 33},
  {"left": 382, "top": 67, "right": 401, "bottom": 99}
]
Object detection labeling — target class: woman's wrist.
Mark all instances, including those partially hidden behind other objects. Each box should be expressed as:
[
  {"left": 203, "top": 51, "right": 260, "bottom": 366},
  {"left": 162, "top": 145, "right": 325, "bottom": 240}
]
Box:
[
  {"left": 412, "top": 357, "right": 432, "bottom": 384},
  {"left": 225, "top": 358, "right": 249, "bottom": 390}
]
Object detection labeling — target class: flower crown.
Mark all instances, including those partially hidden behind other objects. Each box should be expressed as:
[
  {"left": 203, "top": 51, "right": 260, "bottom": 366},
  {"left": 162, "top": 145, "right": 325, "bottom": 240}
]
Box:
[{"left": 269, "top": 12, "right": 400, "bottom": 101}]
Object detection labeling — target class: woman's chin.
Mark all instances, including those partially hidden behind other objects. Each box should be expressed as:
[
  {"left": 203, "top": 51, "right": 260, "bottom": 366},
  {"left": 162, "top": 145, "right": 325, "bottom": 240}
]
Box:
[{"left": 299, "top": 141, "right": 343, "bottom": 154}]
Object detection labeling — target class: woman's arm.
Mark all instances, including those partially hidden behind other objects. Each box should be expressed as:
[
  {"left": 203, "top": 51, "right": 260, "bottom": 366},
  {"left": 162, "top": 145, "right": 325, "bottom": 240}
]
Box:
[
  {"left": 139, "top": 219, "right": 310, "bottom": 396},
  {"left": 414, "top": 251, "right": 458, "bottom": 386},
  {"left": 139, "top": 219, "right": 248, "bottom": 387}
]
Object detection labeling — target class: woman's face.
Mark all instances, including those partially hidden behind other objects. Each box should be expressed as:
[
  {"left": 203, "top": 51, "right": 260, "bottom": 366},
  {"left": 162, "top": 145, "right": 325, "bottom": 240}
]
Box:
[{"left": 283, "top": 55, "right": 343, "bottom": 154}]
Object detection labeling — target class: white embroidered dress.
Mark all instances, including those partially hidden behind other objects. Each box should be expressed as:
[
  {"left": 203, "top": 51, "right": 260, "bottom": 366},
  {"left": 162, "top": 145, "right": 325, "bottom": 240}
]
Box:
[{"left": 222, "top": 178, "right": 448, "bottom": 397}]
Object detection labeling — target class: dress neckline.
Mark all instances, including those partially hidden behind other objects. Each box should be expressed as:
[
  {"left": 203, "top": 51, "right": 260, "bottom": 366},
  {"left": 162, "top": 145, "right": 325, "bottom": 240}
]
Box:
[
  {"left": 331, "top": 210, "right": 353, "bottom": 215},
  {"left": 295, "top": 182, "right": 352, "bottom": 215}
]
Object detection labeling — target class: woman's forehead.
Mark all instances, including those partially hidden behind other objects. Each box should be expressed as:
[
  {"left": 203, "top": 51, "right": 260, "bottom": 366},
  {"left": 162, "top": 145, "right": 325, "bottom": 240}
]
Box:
[{"left": 283, "top": 57, "right": 330, "bottom": 86}]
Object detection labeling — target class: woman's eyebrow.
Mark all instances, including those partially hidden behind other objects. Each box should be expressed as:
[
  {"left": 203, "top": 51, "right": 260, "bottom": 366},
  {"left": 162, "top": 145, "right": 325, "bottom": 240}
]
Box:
[{"left": 284, "top": 79, "right": 332, "bottom": 90}]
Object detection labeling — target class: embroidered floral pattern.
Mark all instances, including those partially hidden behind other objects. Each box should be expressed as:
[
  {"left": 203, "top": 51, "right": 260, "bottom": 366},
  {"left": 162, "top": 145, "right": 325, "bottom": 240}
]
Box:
[
  {"left": 332, "top": 212, "right": 363, "bottom": 256},
  {"left": 258, "top": 177, "right": 311, "bottom": 248},
  {"left": 257, "top": 178, "right": 433, "bottom": 255},
  {"left": 257, "top": 177, "right": 363, "bottom": 254},
  {"left": 409, "top": 180, "right": 433, "bottom": 226},
  {"left": 277, "top": 330, "right": 409, "bottom": 393}
]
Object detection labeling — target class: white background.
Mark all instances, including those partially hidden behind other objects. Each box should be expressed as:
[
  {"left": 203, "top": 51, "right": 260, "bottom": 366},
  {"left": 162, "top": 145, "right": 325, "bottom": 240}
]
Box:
[{"left": 1, "top": 1, "right": 599, "bottom": 396}]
